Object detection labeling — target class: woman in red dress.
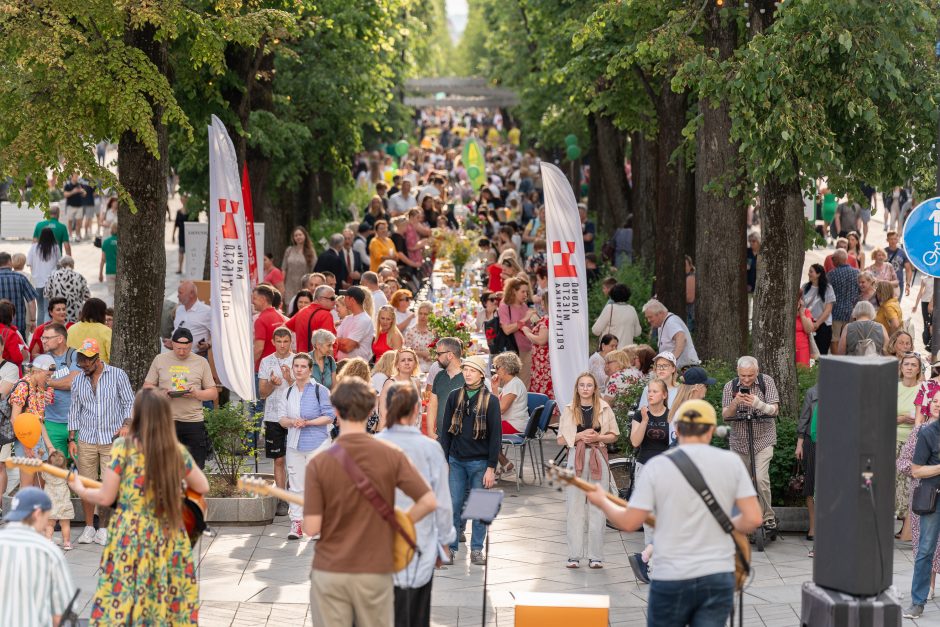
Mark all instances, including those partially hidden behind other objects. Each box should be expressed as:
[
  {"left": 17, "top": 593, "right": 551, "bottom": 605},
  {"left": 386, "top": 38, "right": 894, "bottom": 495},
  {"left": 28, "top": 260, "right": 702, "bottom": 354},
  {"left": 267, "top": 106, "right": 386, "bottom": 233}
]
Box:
[
  {"left": 522, "top": 293, "right": 553, "bottom": 399},
  {"left": 795, "top": 296, "right": 814, "bottom": 367}
]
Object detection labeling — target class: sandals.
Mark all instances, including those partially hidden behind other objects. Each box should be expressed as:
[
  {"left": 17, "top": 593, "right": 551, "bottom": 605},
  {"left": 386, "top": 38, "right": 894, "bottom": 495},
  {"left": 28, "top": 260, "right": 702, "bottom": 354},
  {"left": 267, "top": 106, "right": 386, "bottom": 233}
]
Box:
[
  {"left": 566, "top": 559, "right": 580, "bottom": 569},
  {"left": 589, "top": 560, "right": 603, "bottom": 569}
]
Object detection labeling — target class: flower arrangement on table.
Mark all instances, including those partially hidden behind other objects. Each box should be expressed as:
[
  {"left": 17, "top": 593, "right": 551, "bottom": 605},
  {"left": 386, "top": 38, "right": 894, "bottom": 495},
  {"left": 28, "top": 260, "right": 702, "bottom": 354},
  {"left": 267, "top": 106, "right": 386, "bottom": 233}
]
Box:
[
  {"left": 427, "top": 314, "right": 472, "bottom": 353},
  {"left": 432, "top": 228, "right": 476, "bottom": 279}
]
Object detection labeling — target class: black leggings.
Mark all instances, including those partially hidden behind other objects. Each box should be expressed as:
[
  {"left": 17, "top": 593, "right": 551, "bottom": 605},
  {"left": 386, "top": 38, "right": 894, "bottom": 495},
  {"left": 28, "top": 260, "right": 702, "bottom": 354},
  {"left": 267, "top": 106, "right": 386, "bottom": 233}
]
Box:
[{"left": 814, "top": 324, "right": 832, "bottom": 355}]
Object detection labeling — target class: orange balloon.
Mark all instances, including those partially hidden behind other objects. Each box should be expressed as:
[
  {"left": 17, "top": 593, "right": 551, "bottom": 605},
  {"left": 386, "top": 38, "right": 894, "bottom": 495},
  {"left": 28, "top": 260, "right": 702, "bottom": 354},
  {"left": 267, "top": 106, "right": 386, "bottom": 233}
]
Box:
[{"left": 14, "top": 412, "right": 41, "bottom": 449}]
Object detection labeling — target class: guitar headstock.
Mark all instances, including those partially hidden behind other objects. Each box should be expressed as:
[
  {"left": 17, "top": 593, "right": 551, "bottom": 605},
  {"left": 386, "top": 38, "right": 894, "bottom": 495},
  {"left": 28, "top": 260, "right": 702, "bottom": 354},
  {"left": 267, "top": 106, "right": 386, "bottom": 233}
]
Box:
[
  {"left": 237, "top": 476, "right": 274, "bottom": 497},
  {"left": 4, "top": 456, "right": 43, "bottom": 470},
  {"left": 544, "top": 461, "right": 576, "bottom": 487}
]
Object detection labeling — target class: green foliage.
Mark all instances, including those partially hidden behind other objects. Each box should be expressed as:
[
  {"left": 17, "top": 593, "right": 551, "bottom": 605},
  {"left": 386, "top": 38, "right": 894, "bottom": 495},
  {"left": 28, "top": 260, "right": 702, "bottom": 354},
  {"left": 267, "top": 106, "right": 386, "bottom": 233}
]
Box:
[
  {"left": 204, "top": 402, "right": 261, "bottom": 488},
  {"left": 587, "top": 260, "right": 655, "bottom": 344},
  {"left": 307, "top": 207, "right": 352, "bottom": 252}
]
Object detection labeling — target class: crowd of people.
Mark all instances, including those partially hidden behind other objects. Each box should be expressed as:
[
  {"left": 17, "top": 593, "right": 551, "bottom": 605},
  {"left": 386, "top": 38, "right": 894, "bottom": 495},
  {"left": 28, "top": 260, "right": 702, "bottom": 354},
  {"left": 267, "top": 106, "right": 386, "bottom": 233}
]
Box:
[{"left": 1, "top": 107, "right": 933, "bottom": 627}]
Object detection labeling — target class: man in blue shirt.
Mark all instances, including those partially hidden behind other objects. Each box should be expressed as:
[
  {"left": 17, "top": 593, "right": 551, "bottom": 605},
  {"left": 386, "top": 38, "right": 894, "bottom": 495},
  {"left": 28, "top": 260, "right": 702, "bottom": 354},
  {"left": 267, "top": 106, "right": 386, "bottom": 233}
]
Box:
[
  {"left": 886, "top": 231, "right": 913, "bottom": 298},
  {"left": 826, "top": 249, "right": 860, "bottom": 354},
  {"left": 38, "top": 323, "right": 79, "bottom": 457}
]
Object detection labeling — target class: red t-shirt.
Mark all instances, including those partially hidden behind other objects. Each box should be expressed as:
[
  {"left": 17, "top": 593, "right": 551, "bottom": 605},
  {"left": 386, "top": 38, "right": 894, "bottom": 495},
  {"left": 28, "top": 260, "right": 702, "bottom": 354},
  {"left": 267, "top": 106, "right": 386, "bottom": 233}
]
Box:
[
  {"left": 264, "top": 266, "right": 284, "bottom": 286},
  {"left": 254, "top": 307, "right": 286, "bottom": 369},
  {"left": 0, "top": 324, "right": 27, "bottom": 368},
  {"left": 285, "top": 303, "right": 337, "bottom": 353},
  {"left": 29, "top": 321, "right": 75, "bottom": 356},
  {"left": 487, "top": 264, "right": 504, "bottom": 292},
  {"left": 823, "top": 253, "right": 859, "bottom": 273}
]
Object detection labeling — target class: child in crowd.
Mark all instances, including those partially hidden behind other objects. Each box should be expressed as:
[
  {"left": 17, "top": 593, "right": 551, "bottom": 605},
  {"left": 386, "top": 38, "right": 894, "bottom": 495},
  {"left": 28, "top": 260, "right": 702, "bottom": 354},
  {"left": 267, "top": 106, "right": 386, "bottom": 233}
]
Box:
[{"left": 43, "top": 450, "right": 74, "bottom": 550}]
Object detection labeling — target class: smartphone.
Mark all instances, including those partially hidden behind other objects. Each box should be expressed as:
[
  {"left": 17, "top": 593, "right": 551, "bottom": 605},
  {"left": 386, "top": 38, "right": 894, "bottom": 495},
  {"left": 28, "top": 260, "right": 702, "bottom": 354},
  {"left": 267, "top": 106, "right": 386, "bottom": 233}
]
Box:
[
  {"left": 168, "top": 390, "right": 187, "bottom": 398},
  {"left": 739, "top": 387, "right": 750, "bottom": 395}
]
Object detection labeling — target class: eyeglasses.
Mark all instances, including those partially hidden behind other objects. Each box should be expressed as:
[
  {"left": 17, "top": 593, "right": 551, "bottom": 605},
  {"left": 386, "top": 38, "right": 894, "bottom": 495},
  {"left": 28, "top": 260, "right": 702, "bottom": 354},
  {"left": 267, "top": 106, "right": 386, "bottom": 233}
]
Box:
[
  {"left": 487, "top": 297, "right": 499, "bottom": 303},
  {"left": 654, "top": 363, "right": 674, "bottom": 371},
  {"left": 40, "top": 335, "right": 60, "bottom": 341}
]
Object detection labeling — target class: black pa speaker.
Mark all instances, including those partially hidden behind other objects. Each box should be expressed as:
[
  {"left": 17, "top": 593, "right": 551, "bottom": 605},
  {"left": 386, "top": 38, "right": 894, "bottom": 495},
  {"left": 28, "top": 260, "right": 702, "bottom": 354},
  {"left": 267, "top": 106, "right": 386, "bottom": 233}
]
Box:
[{"left": 814, "top": 355, "right": 896, "bottom": 596}]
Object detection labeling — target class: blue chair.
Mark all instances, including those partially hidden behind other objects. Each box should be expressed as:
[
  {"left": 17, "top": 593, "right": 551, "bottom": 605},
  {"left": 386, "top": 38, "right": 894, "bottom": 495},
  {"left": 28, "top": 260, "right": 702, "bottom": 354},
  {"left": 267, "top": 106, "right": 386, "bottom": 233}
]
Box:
[
  {"left": 501, "top": 393, "right": 550, "bottom": 490},
  {"left": 534, "top": 399, "right": 556, "bottom": 476}
]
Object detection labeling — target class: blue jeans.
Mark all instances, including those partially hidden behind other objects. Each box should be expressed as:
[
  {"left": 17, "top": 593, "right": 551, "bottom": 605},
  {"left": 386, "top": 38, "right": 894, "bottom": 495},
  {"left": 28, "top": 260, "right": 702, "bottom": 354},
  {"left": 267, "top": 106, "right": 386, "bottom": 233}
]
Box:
[
  {"left": 448, "top": 457, "right": 488, "bottom": 552},
  {"left": 647, "top": 572, "right": 734, "bottom": 627},
  {"left": 35, "top": 292, "right": 46, "bottom": 325},
  {"left": 913, "top": 508, "right": 940, "bottom": 605}
]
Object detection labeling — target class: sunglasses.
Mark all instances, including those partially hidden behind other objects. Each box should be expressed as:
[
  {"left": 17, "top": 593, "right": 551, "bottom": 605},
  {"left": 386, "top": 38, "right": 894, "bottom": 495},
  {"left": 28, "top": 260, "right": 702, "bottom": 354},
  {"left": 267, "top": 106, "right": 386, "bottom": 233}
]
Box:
[{"left": 321, "top": 296, "right": 337, "bottom": 301}]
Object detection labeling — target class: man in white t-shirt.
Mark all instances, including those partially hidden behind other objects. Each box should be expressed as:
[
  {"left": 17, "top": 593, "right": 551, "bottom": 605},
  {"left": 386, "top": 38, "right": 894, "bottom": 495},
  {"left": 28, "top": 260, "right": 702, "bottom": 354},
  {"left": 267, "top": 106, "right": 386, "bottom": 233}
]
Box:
[
  {"left": 587, "top": 400, "right": 761, "bottom": 626},
  {"left": 169, "top": 281, "right": 211, "bottom": 355},
  {"left": 642, "top": 298, "right": 700, "bottom": 368},
  {"left": 258, "top": 327, "right": 294, "bottom": 517},
  {"left": 388, "top": 180, "right": 417, "bottom": 217},
  {"left": 335, "top": 287, "right": 375, "bottom": 362},
  {"left": 361, "top": 271, "right": 388, "bottom": 312}
]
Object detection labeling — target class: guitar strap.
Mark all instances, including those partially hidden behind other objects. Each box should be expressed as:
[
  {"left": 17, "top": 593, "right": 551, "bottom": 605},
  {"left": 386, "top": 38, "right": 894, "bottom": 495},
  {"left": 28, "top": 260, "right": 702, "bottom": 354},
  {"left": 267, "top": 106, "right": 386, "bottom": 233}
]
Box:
[
  {"left": 327, "top": 444, "right": 417, "bottom": 551},
  {"left": 666, "top": 448, "right": 750, "bottom": 626}
]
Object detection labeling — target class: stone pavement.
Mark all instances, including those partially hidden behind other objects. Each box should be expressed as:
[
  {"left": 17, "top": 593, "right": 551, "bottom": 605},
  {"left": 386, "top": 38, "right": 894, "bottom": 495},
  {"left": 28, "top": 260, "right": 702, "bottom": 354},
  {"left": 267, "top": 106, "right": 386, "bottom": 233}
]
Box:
[{"left": 53, "top": 442, "right": 940, "bottom": 627}]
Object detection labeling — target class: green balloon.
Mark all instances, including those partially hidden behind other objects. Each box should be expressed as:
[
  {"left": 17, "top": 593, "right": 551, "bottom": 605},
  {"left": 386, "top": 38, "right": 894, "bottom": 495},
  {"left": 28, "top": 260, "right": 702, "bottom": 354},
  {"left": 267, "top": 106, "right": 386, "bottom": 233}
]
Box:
[
  {"left": 384, "top": 143, "right": 396, "bottom": 156},
  {"left": 565, "top": 134, "right": 578, "bottom": 147},
  {"left": 395, "top": 140, "right": 409, "bottom": 157},
  {"left": 467, "top": 165, "right": 481, "bottom": 180},
  {"left": 566, "top": 144, "right": 581, "bottom": 160}
]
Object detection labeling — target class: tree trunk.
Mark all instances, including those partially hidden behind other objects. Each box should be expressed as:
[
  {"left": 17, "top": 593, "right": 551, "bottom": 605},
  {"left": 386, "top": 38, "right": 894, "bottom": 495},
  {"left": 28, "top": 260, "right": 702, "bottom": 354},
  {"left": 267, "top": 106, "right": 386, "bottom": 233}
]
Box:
[
  {"left": 754, "top": 175, "right": 804, "bottom": 415},
  {"left": 317, "top": 170, "right": 334, "bottom": 218},
  {"left": 654, "top": 83, "right": 694, "bottom": 315},
  {"left": 694, "top": 0, "right": 748, "bottom": 362},
  {"left": 630, "top": 131, "right": 657, "bottom": 265},
  {"left": 113, "top": 24, "right": 169, "bottom": 389},
  {"left": 588, "top": 112, "right": 630, "bottom": 239}
]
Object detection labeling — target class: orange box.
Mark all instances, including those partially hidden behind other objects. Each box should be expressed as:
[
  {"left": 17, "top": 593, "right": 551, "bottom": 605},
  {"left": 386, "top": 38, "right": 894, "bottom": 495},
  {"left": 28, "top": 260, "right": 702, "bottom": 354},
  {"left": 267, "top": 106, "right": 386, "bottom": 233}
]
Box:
[{"left": 514, "top": 592, "right": 609, "bottom": 627}]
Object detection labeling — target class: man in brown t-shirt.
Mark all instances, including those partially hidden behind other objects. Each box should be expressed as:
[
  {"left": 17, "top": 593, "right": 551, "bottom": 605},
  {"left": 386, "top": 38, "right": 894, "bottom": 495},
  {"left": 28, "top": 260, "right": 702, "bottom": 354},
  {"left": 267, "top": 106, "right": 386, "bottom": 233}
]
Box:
[
  {"left": 304, "top": 379, "right": 435, "bottom": 627},
  {"left": 143, "top": 327, "right": 218, "bottom": 468}
]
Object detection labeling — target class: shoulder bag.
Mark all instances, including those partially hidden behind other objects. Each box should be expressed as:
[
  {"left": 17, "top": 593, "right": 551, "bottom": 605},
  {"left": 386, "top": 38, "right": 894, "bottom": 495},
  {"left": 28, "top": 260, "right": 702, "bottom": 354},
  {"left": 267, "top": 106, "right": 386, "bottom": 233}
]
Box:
[{"left": 913, "top": 481, "right": 940, "bottom": 516}]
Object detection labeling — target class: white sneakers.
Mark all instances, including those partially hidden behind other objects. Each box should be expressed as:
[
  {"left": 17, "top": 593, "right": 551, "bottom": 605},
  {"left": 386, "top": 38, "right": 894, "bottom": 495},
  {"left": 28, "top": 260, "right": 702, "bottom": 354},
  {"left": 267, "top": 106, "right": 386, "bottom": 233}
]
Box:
[
  {"left": 77, "top": 526, "right": 96, "bottom": 544},
  {"left": 77, "top": 527, "right": 108, "bottom": 545}
]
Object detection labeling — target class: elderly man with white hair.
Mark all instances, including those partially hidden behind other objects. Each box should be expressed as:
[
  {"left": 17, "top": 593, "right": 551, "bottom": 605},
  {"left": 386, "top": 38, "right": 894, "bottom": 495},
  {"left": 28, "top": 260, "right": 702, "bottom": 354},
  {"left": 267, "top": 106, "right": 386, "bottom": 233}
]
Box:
[
  {"left": 43, "top": 256, "right": 90, "bottom": 323},
  {"left": 642, "top": 298, "right": 700, "bottom": 368},
  {"left": 720, "top": 355, "right": 780, "bottom": 536}
]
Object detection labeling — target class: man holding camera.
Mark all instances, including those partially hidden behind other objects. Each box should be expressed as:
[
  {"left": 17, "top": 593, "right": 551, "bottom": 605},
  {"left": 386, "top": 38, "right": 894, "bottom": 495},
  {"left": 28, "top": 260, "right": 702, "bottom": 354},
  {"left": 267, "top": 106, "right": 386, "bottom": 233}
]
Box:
[{"left": 721, "top": 356, "right": 780, "bottom": 536}]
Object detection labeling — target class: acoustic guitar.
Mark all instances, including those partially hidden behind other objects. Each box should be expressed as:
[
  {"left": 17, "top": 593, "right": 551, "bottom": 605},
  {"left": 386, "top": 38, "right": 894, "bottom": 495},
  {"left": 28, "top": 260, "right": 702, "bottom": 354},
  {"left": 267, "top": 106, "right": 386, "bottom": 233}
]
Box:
[
  {"left": 544, "top": 461, "right": 751, "bottom": 591},
  {"left": 237, "top": 476, "right": 418, "bottom": 571},
  {"left": 5, "top": 457, "right": 209, "bottom": 547}
]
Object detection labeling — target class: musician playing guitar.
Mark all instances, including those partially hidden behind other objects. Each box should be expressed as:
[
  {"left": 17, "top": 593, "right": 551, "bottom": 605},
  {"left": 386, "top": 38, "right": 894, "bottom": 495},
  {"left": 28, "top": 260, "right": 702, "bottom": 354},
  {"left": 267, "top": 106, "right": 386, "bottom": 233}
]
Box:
[
  {"left": 68, "top": 388, "right": 208, "bottom": 625},
  {"left": 303, "top": 379, "right": 437, "bottom": 627},
  {"left": 586, "top": 400, "right": 762, "bottom": 627}
]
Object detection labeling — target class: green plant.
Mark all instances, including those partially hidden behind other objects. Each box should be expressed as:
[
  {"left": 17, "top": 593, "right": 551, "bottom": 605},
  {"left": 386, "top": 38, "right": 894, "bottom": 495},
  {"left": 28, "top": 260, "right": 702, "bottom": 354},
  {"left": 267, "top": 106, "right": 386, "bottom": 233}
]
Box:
[
  {"left": 307, "top": 207, "right": 352, "bottom": 252},
  {"left": 427, "top": 314, "right": 471, "bottom": 351},
  {"left": 204, "top": 402, "right": 261, "bottom": 488},
  {"left": 334, "top": 182, "right": 375, "bottom": 219}
]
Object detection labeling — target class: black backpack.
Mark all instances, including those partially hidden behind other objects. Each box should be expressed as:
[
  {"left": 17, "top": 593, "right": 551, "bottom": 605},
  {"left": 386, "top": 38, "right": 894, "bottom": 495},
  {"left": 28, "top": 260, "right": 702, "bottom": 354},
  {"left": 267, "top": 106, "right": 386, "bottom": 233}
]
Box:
[
  {"left": 484, "top": 313, "right": 519, "bottom": 355},
  {"left": 730, "top": 374, "right": 766, "bottom": 398}
]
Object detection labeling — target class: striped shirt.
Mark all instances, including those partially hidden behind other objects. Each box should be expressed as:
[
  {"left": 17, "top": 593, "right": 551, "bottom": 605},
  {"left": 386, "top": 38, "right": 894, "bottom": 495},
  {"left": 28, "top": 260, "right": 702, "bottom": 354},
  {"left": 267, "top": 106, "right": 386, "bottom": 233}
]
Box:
[
  {"left": 281, "top": 381, "right": 334, "bottom": 452},
  {"left": 0, "top": 522, "right": 75, "bottom": 627},
  {"left": 0, "top": 268, "right": 37, "bottom": 331},
  {"left": 68, "top": 364, "right": 134, "bottom": 444}
]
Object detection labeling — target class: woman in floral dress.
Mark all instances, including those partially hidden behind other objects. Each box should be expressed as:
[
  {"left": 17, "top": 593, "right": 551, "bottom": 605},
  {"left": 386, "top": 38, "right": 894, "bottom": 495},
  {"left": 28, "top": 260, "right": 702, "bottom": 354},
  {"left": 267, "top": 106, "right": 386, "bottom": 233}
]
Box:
[
  {"left": 11, "top": 356, "right": 56, "bottom": 488},
  {"left": 70, "top": 389, "right": 209, "bottom": 625},
  {"left": 898, "top": 393, "right": 940, "bottom": 599},
  {"left": 522, "top": 293, "right": 553, "bottom": 399}
]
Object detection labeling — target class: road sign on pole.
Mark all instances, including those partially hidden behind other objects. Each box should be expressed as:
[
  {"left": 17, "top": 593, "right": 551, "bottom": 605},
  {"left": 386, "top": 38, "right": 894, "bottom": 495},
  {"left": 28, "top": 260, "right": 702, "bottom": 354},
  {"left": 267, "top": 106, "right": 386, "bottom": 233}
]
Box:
[{"left": 902, "top": 197, "right": 940, "bottom": 278}]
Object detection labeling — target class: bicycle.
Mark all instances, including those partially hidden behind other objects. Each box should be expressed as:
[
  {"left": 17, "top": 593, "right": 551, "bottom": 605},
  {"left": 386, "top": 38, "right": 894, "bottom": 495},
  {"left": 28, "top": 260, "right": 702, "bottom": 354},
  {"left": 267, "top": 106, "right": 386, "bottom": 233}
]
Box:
[
  {"left": 605, "top": 456, "right": 634, "bottom": 530},
  {"left": 922, "top": 242, "right": 940, "bottom": 266}
]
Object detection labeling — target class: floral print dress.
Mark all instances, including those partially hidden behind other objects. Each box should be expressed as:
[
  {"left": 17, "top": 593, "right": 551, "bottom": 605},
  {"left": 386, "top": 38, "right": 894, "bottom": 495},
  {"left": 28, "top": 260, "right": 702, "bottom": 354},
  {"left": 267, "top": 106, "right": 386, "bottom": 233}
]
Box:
[
  {"left": 529, "top": 316, "right": 553, "bottom": 399},
  {"left": 90, "top": 438, "right": 199, "bottom": 625},
  {"left": 897, "top": 424, "right": 940, "bottom": 573}
]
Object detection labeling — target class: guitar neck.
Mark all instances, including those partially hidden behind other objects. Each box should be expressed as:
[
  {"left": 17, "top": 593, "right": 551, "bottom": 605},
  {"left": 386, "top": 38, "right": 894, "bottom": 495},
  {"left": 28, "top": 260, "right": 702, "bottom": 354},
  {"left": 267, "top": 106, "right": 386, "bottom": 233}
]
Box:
[
  {"left": 7, "top": 461, "right": 102, "bottom": 490},
  {"left": 563, "top": 472, "right": 657, "bottom": 528},
  {"left": 246, "top": 482, "right": 303, "bottom": 506}
]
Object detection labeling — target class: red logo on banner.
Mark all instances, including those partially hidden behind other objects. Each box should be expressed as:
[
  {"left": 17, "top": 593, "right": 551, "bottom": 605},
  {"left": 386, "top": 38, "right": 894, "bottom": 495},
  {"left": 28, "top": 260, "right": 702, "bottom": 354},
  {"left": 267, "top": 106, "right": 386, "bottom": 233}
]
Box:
[
  {"left": 552, "top": 241, "right": 578, "bottom": 278},
  {"left": 219, "top": 198, "right": 240, "bottom": 240}
]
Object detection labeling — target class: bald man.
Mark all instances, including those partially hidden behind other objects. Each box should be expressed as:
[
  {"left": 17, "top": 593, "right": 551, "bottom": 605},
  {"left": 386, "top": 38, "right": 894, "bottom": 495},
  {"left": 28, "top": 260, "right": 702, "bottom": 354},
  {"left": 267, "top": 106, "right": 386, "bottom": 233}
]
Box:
[{"left": 166, "top": 281, "right": 212, "bottom": 355}]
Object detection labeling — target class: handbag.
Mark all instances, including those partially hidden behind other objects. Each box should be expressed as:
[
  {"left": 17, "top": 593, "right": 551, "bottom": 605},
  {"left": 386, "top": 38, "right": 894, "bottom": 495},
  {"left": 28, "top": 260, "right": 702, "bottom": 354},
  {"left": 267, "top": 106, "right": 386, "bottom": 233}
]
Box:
[
  {"left": 787, "top": 461, "right": 805, "bottom": 498},
  {"left": 0, "top": 376, "right": 26, "bottom": 447},
  {"left": 484, "top": 309, "right": 519, "bottom": 355},
  {"left": 93, "top": 235, "right": 103, "bottom": 248},
  {"left": 913, "top": 481, "right": 940, "bottom": 516},
  {"left": 807, "top": 333, "right": 820, "bottom": 359}
]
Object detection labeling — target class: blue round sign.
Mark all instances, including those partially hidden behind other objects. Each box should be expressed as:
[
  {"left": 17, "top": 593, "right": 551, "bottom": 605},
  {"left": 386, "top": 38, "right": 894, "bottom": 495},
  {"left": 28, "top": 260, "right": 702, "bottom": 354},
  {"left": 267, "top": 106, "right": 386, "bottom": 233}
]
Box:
[{"left": 902, "top": 197, "right": 940, "bottom": 278}]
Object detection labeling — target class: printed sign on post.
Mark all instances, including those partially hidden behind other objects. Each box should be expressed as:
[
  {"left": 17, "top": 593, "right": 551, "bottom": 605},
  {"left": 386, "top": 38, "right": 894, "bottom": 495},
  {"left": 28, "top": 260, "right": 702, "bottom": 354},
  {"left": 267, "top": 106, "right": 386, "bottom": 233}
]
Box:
[{"left": 901, "top": 197, "right": 940, "bottom": 278}]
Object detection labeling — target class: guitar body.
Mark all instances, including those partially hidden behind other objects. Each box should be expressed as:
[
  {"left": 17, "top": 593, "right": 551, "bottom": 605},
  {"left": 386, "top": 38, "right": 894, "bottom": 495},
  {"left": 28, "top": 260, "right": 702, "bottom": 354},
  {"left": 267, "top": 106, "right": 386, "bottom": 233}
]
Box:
[
  {"left": 545, "top": 461, "right": 750, "bottom": 591},
  {"left": 5, "top": 457, "right": 209, "bottom": 547},
  {"left": 238, "top": 476, "right": 418, "bottom": 571}
]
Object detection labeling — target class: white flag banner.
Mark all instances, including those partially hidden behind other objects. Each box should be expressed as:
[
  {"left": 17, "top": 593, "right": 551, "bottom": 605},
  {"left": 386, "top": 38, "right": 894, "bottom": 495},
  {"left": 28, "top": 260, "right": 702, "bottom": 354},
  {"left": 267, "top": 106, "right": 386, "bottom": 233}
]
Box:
[
  {"left": 541, "top": 163, "right": 589, "bottom": 409},
  {"left": 208, "top": 115, "right": 255, "bottom": 401}
]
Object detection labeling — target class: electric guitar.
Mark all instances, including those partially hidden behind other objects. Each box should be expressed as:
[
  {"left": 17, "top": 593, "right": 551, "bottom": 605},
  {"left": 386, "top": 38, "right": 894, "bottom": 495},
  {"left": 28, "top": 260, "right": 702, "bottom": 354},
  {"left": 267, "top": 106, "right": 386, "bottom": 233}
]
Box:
[
  {"left": 5, "top": 457, "right": 209, "bottom": 546},
  {"left": 237, "top": 476, "right": 418, "bottom": 571},
  {"left": 544, "top": 461, "right": 751, "bottom": 591}
]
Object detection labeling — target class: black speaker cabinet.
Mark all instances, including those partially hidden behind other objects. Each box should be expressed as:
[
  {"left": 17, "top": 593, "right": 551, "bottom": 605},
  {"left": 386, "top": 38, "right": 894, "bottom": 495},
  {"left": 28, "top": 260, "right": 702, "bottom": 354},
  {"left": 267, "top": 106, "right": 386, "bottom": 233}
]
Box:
[
  {"left": 815, "top": 355, "right": 896, "bottom": 596},
  {"left": 801, "top": 582, "right": 901, "bottom": 626}
]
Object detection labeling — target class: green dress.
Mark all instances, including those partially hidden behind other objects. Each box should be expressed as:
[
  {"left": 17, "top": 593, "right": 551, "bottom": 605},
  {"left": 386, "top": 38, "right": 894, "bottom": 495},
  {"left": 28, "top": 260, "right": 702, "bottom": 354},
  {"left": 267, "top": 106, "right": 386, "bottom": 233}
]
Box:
[{"left": 90, "top": 438, "right": 199, "bottom": 625}]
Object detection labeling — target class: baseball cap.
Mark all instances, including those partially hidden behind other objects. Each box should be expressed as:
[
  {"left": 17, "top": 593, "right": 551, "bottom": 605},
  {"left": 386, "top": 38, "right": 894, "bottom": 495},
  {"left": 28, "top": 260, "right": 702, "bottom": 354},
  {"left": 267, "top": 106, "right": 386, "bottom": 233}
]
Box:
[
  {"left": 682, "top": 366, "right": 716, "bottom": 386},
  {"left": 32, "top": 354, "right": 56, "bottom": 371},
  {"left": 171, "top": 328, "right": 194, "bottom": 343},
  {"left": 674, "top": 399, "right": 717, "bottom": 426},
  {"left": 3, "top": 487, "right": 52, "bottom": 521},
  {"left": 77, "top": 338, "right": 100, "bottom": 357},
  {"left": 339, "top": 286, "right": 366, "bottom": 306}
]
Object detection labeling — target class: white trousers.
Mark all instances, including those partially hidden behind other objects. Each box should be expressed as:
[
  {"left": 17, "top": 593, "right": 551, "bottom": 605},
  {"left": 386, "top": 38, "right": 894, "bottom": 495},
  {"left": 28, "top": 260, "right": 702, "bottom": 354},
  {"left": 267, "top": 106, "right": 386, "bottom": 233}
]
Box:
[
  {"left": 565, "top": 449, "right": 609, "bottom": 562},
  {"left": 286, "top": 438, "right": 332, "bottom": 522}
]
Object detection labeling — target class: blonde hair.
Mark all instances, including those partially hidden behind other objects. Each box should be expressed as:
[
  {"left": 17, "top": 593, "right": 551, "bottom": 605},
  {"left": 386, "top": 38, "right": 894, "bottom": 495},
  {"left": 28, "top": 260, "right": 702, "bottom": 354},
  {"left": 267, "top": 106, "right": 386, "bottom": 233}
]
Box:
[
  {"left": 338, "top": 357, "right": 372, "bottom": 383},
  {"left": 668, "top": 384, "right": 697, "bottom": 422},
  {"left": 604, "top": 349, "right": 632, "bottom": 370},
  {"left": 568, "top": 372, "right": 602, "bottom": 430},
  {"left": 394, "top": 347, "right": 419, "bottom": 375},
  {"left": 376, "top": 305, "right": 404, "bottom": 346},
  {"left": 875, "top": 280, "right": 895, "bottom": 304},
  {"left": 372, "top": 351, "right": 397, "bottom": 377}
]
